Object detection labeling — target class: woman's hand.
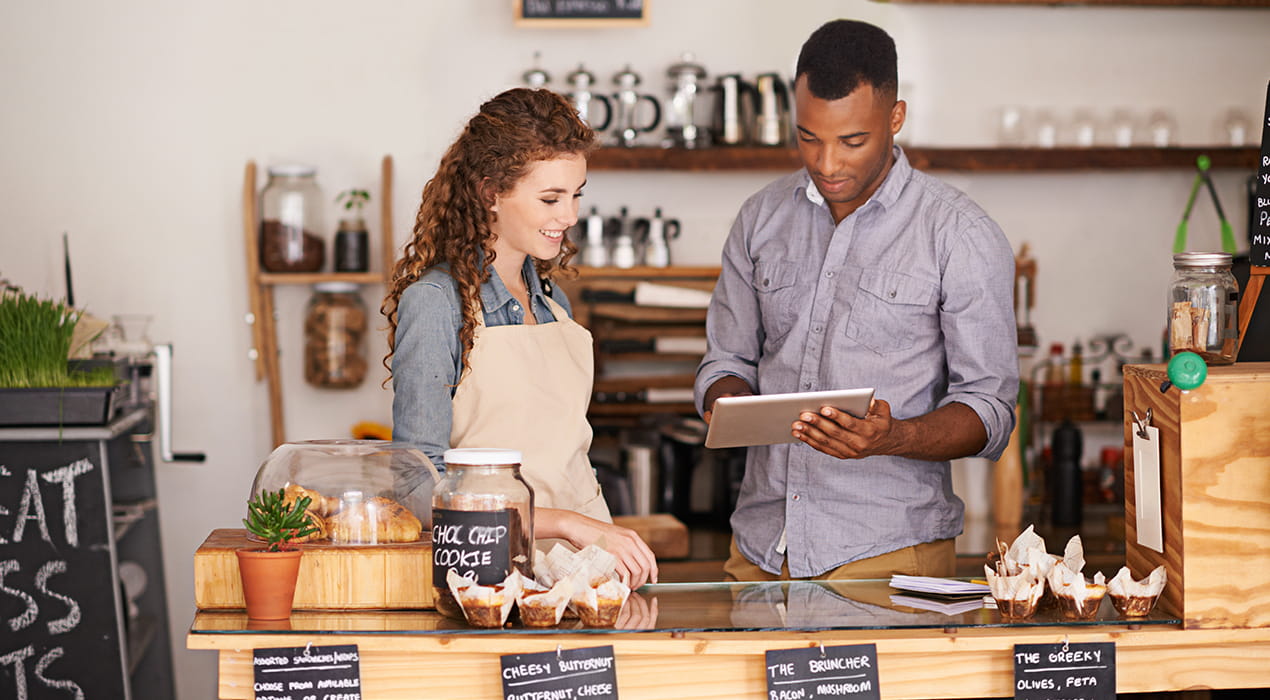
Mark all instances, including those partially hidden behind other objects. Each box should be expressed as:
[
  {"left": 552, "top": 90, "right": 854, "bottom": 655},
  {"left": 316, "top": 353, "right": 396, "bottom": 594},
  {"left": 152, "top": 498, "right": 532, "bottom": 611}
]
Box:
[{"left": 537, "top": 509, "right": 659, "bottom": 588}]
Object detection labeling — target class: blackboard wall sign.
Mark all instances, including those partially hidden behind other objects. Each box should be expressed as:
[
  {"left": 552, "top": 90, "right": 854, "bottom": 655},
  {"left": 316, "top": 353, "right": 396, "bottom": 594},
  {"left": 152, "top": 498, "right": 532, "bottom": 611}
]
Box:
[
  {"left": 515, "top": 0, "right": 650, "bottom": 27},
  {"left": 765, "top": 643, "right": 881, "bottom": 700},
  {"left": 1013, "top": 642, "right": 1115, "bottom": 700},
  {"left": 252, "top": 644, "right": 362, "bottom": 700},
  {"left": 501, "top": 645, "right": 619, "bottom": 700},
  {"left": 1252, "top": 79, "right": 1270, "bottom": 267},
  {"left": 1, "top": 451, "right": 124, "bottom": 700}
]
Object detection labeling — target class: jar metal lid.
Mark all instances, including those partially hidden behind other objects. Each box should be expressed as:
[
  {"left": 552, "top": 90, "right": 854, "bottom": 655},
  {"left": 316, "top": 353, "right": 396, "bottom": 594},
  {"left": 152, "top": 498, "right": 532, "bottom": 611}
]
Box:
[
  {"left": 267, "top": 164, "right": 317, "bottom": 177},
  {"left": 444, "top": 448, "right": 522, "bottom": 466},
  {"left": 313, "top": 281, "right": 360, "bottom": 293},
  {"left": 1172, "top": 251, "right": 1232, "bottom": 268}
]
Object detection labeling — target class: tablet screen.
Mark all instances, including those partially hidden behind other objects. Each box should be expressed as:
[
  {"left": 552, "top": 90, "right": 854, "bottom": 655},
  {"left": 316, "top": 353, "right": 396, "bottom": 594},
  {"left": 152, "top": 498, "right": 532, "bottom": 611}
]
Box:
[{"left": 704, "top": 388, "right": 875, "bottom": 449}]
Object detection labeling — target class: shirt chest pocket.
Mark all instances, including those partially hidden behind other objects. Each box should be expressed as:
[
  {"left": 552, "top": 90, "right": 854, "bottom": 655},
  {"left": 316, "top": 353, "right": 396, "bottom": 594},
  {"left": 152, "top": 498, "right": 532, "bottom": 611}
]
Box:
[
  {"left": 845, "top": 268, "right": 937, "bottom": 354},
  {"left": 753, "top": 261, "right": 801, "bottom": 344}
]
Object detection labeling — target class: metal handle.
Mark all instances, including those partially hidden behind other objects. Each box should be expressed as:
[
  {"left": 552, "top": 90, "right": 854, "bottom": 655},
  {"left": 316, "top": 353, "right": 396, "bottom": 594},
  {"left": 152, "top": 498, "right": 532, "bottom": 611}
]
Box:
[{"left": 153, "top": 343, "right": 207, "bottom": 463}]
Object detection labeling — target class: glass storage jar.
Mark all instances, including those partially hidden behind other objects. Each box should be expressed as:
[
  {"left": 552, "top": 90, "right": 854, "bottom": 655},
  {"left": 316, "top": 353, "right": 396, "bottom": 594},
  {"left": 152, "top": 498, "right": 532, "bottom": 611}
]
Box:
[
  {"left": 1167, "top": 252, "right": 1239, "bottom": 365},
  {"left": 304, "top": 282, "right": 368, "bottom": 388},
  {"left": 432, "top": 448, "right": 534, "bottom": 620},
  {"left": 260, "top": 165, "right": 327, "bottom": 272},
  {"left": 247, "top": 439, "right": 441, "bottom": 546}
]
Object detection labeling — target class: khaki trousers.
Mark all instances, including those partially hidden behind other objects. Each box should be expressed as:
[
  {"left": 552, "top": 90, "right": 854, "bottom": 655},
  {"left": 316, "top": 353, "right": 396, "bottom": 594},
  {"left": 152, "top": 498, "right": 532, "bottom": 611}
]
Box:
[{"left": 723, "top": 536, "right": 957, "bottom": 581}]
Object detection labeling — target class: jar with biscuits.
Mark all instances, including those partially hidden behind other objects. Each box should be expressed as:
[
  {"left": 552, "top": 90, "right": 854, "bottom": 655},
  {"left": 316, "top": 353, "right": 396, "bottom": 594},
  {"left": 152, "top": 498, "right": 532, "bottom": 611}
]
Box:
[
  {"left": 1167, "top": 252, "right": 1238, "bottom": 365},
  {"left": 432, "top": 448, "right": 534, "bottom": 620},
  {"left": 260, "top": 165, "right": 328, "bottom": 273},
  {"left": 247, "top": 439, "right": 440, "bottom": 546},
  {"left": 304, "top": 282, "right": 368, "bottom": 388}
]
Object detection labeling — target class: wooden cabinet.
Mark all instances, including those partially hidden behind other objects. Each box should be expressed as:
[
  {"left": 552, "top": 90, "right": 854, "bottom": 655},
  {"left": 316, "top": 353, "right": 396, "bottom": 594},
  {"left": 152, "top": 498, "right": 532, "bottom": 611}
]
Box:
[
  {"left": 241, "top": 156, "right": 396, "bottom": 447},
  {"left": 559, "top": 266, "right": 719, "bottom": 426}
]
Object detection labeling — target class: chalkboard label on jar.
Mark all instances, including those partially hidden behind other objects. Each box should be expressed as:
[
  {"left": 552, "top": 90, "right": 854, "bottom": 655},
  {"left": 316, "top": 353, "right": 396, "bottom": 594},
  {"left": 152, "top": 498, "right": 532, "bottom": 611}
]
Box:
[
  {"left": 432, "top": 508, "right": 513, "bottom": 586},
  {"left": 1253, "top": 79, "right": 1270, "bottom": 267}
]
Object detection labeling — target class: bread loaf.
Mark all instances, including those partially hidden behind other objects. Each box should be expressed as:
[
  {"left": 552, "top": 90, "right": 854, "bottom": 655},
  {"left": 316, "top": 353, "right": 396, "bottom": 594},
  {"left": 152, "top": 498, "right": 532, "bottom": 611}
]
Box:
[{"left": 327, "top": 496, "right": 422, "bottom": 544}]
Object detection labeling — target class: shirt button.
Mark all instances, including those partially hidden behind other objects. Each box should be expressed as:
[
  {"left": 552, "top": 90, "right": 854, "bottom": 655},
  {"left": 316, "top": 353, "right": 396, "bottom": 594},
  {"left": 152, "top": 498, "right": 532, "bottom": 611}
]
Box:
[
  {"left": 825, "top": 271, "right": 834, "bottom": 278},
  {"left": 888, "top": 291, "right": 896, "bottom": 298},
  {"left": 512, "top": 304, "right": 520, "bottom": 311},
  {"left": 792, "top": 494, "right": 800, "bottom": 501},
  {"left": 803, "top": 382, "right": 811, "bottom": 390},
  {"left": 813, "top": 325, "right": 822, "bottom": 333}
]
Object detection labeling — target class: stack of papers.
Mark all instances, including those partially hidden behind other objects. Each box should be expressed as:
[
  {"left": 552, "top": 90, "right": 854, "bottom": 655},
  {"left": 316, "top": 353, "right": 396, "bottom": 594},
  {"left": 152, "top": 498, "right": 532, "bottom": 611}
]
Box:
[
  {"left": 889, "top": 594, "right": 987, "bottom": 616},
  {"left": 889, "top": 575, "right": 990, "bottom": 599}
]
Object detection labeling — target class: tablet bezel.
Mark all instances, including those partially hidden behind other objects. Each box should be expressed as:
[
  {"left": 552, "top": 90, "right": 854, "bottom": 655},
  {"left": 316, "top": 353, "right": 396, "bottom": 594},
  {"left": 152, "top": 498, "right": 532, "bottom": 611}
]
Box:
[{"left": 703, "top": 388, "right": 875, "bottom": 449}]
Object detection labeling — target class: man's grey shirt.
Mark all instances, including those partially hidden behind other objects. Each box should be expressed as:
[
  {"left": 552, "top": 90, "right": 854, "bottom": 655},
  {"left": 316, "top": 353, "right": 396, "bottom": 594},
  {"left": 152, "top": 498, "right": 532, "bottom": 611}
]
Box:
[{"left": 695, "top": 146, "right": 1019, "bottom": 577}]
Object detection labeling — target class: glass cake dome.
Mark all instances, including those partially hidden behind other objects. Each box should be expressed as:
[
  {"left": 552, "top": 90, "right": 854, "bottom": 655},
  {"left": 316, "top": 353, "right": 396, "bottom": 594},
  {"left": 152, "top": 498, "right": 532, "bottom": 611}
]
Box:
[{"left": 247, "top": 439, "right": 440, "bottom": 546}]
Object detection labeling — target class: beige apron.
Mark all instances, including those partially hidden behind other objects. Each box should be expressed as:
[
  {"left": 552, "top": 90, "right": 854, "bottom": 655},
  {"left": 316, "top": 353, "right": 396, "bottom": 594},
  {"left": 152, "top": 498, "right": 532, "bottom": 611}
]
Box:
[{"left": 449, "top": 296, "right": 612, "bottom": 525}]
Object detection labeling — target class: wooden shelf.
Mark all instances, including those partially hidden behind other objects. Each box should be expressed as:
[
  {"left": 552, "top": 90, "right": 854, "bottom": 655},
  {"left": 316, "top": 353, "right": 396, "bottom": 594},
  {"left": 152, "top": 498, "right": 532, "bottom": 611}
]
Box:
[
  {"left": 878, "top": 0, "right": 1269, "bottom": 6},
  {"left": 257, "top": 272, "right": 383, "bottom": 286},
  {"left": 589, "top": 145, "right": 1259, "bottom": 172},
  {"left": 573, "top": 265, "right": 721, "bottom": 278}
]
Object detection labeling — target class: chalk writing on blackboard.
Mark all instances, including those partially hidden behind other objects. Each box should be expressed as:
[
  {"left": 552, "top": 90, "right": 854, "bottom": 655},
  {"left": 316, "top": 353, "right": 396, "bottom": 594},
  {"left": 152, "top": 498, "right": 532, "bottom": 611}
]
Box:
[
  {"left": 1252, "top": 80, "right": 1270, "bottom": 267},
  {"left": 517, "top": 0, "right": 648, "bottom": 24}
]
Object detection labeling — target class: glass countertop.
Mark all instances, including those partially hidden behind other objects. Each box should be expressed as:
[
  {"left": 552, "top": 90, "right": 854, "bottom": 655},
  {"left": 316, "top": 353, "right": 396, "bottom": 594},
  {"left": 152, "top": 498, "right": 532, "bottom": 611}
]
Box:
[{"left": 190, "top": 579, "right": 1177, "bottom": 636}]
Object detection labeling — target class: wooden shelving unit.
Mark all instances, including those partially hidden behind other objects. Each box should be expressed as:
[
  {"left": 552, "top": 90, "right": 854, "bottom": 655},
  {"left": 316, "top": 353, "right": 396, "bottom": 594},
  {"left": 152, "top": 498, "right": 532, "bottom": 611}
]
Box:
[
  {"left": 589, "top": 145, "right": 1260, "bottom": 172},
  {"left": 242, "top": 155, "right": 396, "bottom": 447}
]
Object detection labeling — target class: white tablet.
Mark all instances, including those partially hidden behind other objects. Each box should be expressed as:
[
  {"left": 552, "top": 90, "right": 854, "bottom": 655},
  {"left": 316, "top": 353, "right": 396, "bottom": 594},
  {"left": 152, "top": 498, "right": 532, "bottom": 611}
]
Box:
[{"left": 704, "top": 388, "right": 875, "bottom": 449}]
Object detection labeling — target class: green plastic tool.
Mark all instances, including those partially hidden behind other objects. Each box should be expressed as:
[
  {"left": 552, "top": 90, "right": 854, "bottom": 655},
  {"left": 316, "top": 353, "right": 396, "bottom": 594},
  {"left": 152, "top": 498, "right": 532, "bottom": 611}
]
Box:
[
  {"left": 1166, "top": 351, "right": 1208, "bottom": 391},
  {"left": 1173, "top": 155, "right": 1237, "bottom": 255}
]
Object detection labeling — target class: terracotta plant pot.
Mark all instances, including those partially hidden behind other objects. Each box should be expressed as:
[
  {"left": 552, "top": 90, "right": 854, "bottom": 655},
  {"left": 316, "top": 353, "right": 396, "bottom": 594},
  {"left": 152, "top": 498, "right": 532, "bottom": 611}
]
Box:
[{"left": 236, "top": 548, "right": 303, "bottom": 620}]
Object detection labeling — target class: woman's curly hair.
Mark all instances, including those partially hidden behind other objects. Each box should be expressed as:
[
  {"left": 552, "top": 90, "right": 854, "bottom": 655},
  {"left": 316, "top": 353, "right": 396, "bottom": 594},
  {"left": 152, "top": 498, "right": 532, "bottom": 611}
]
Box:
[{"left": 381, "top": 88, "right": 597, "bottom": 385}]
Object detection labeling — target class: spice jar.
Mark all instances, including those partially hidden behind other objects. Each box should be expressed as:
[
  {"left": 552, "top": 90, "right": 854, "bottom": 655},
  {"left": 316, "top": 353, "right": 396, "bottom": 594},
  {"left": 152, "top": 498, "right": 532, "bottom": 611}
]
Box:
[
  {"left": 432, "top": 448, "right": 534, "bottom": 620},
  {"left": 260, "top": 165, "right": 327, "bottom": 272},
  {"left": 303, "top": 282, "right": 368, "bottom": 388},
  {"left": 1167, "top": 252, "right": 1239, "bottom": 365}
]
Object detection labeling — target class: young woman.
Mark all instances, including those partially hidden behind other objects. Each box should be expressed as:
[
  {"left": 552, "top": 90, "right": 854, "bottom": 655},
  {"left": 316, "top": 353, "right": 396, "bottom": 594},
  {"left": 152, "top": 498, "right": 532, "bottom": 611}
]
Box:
[{"left": 383, "top": 88, "right": 657, "bottom": 588}]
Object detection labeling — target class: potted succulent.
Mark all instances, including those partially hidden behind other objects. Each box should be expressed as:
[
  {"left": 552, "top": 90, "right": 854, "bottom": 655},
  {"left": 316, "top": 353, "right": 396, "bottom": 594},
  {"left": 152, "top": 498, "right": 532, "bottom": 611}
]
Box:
[
  {"left": 334, "top": 189, "right": 372, "bottom": 272},
  {"left": 237, "top": 487, "right": 319, "bottom": 620}
]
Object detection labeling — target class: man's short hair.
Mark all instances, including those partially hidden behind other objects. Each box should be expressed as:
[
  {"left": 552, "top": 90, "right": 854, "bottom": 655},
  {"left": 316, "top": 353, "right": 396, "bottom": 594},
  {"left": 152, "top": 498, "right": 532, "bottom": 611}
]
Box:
[{"left": 795, "top": 19, "right": 898, "bottom": 101}]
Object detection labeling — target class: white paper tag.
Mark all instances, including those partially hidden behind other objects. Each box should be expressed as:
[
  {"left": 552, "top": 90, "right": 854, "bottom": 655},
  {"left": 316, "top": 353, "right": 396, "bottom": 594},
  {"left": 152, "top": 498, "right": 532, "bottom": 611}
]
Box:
[{"left": 1133, "top": 425, "right": 1164, "bottom": 553}]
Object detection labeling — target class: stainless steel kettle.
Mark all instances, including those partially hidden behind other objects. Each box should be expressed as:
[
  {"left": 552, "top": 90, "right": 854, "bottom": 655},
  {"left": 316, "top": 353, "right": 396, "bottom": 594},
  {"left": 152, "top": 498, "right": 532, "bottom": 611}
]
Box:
[
  {"left": 633, "top": 208, "right": 681, "bottom": 268},
  {"left": 611, "top": 65, "right": 661, "bottom": 148},
  {"left": 566, "top": 64, "right": 613, "bottom": 132},
  {"left": 712, "top": 74, "right": 756, "bottom": 146},
  {"left": 753, "top": 73, "right": 791, "bottom": 147}
]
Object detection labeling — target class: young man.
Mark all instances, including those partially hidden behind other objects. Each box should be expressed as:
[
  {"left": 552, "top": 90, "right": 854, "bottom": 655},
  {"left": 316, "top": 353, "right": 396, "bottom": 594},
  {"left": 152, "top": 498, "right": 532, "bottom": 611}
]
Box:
[{"left": 695, "top": 19, "right": 1019, "bottom": 580}]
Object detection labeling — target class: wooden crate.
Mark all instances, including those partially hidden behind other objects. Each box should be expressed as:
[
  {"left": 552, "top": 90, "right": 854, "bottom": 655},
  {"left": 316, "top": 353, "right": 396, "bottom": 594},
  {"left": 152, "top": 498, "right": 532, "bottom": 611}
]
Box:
[
  {"left": 1122, "top": 362, "right": 1270, "bottom": 628},
  {"left": 194, "top": 529, "right": 434, "bottom": 610}
]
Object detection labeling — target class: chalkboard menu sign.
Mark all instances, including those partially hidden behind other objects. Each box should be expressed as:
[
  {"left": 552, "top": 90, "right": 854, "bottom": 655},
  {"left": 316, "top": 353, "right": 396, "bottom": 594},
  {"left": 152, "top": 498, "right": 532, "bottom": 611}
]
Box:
[
  {"left": 1, "top": 451, "right": 124, "bottom": 700},
  {"left": 252, "top": 644, "right": 362, "bottom": 700},
  {"left": 1013, "top": 642, "right": 1115, "bottom": 700},
  {"left": 515, "top": 0, "right": 649, "bottom": 26},
  {"left": 765, "top": 643, "right": 881, "bottom": 700},
  {"left": 1252, "top": 80, "right": 1270, "bottom": 267},
  {"left": 501, "top": 645, "right": 619, "bottom": 700},
  {"left": 431, "top": 508, "right": 513, "bottom": 586}
]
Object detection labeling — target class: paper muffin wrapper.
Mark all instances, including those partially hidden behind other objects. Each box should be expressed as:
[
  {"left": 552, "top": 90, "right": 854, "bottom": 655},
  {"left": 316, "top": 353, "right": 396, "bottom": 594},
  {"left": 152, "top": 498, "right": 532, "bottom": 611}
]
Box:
[
  {"left": 516, "top": 577, "right": 574, "bottom": 627},
  {"left": 569, "top": 576, "right": 631, "bottom": 628},
  {"left": 447, "top": 569, "right": 522, "bottom": 628}
]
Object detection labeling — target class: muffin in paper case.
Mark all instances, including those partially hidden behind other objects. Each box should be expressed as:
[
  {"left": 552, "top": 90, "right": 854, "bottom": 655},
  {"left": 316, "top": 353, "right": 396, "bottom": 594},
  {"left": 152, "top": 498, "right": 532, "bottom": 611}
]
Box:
[
  {"left": 1047, "top": 562, "right": 1107, "bottom": 620},
  {"left": 447, "top": 569, "right": 522, "bottom": 628},
  {"left": 985, "top": 564, "right": 1045, "bottom": 619},
  {"left": 516, "top": 577, "right": 575, "bottom": 628},
  {"left": 569, "top": 575, "right": 631, "bottom": 628},
  {"left": 1107, "top": 566, "right": 1167, "bottom": 617}
]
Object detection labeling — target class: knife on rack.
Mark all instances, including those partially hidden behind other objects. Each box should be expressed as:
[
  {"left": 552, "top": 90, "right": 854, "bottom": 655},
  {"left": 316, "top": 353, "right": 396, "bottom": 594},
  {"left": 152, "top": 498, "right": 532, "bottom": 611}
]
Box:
[
  {"left": 598, "top": 337, "right": 708, "bottom": 355},
  {"left": 580, "top": 281, "right": 713, "bottom": 309}
]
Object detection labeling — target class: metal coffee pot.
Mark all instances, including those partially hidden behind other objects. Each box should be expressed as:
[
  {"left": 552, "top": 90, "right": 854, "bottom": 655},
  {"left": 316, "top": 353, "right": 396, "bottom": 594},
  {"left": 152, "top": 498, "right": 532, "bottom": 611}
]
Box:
[
  {"left": 633, "top": 208, "right": 681, "bottom": 268},
  {"left": 664, "top": 52, "right": 709, "bottom": 149},
  {"left": 581, "top": 206, "right": 608, "bottom": 267},
  {"left": 521, "top": 51, "right": 551, "bottom": 89},
  {"left": 566, "top": 64, "right": 612, "bottom": 132},
  {"left": 611, "top": 65, "right": 662, "bottom": 148},
  {"left": 608, "top": 206, "right": 638, "bottom": 269},
  {"left": 712, "top": 74, "right": 756, "bottom": 146},
  {"left": 753, "top": 73, "right": 792, "bottom": 147}
]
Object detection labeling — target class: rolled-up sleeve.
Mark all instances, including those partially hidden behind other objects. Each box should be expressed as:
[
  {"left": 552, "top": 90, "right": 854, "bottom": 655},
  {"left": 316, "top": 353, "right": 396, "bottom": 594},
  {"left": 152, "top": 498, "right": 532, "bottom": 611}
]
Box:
[
  {"left": 694, "top": 205, "right": 765, "bottom": 415},
  {"left": 935, "top": 216, "right": 1019, "bottom": 461},
  {"left": 391, "top": 280, "right": 461, "bottom": 467}
]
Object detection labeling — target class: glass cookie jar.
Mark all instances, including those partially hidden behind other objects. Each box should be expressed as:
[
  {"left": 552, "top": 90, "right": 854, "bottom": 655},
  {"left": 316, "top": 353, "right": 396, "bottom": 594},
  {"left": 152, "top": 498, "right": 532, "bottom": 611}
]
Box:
[
  {"left": 304, "top": 282, "right": 368, "bottom": 388},
  {"left": 247, "top": 439, "right": 441, "bottom": 546},
  {"left": 432, "top": 448, "right": 535, "bottom": 620},
  {"left": 1167, "top": 252, "right": 1239, "bottom": 365}
]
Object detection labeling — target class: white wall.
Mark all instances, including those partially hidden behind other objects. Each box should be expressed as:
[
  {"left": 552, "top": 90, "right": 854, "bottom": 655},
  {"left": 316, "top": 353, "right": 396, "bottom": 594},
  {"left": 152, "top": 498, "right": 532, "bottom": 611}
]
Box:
[{"left": 2, "top": 2, "right": 1266, "bottom": 698}]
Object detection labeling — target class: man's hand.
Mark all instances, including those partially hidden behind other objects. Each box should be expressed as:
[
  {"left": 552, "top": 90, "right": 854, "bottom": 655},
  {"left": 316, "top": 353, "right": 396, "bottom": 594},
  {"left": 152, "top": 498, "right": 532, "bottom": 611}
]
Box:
[
  {"left": 792, "top": 399, "right": 989, "bottom": 462},
  {"left": 702, "top": 376, "right": 755, "bottom": 424},
  {"left": 792, "top": 398, "right": 907, "bottom": 459}
]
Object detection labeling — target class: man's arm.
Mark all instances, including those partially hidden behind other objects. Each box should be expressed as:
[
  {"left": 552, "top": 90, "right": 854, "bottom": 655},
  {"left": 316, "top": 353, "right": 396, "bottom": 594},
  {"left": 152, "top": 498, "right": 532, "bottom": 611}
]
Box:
[
  {"left": 695, "top": 201, "right": 764, "bottom": 416},
  {"left": 792, "top": 399, "right": 986, "bottom": 461}
]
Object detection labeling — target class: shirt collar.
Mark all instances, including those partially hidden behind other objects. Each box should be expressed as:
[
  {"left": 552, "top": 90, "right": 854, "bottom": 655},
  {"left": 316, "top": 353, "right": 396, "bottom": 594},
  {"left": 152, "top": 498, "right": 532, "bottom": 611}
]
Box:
[
  {"left": 800, "top": 145, "right": 912, "bottom": 213},
  {"left": 479, "top": 256, "right": 547, "bottom": 312}
]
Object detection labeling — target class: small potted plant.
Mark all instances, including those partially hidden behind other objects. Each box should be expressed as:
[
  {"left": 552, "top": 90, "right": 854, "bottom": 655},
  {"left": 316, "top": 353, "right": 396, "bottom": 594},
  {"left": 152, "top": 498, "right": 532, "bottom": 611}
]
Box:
[
  {"left": 334, "top": 189, "right": 371, "bottom": 272},
  {"left": 237, "top": 487, "right": 319, "bottom": 620}
]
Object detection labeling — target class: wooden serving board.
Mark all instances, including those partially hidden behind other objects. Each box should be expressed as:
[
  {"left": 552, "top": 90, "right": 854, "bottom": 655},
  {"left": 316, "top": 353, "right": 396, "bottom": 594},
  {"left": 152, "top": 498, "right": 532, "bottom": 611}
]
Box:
[{"left": 194, "top": 529, "right": 434, "bottom": 610}]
